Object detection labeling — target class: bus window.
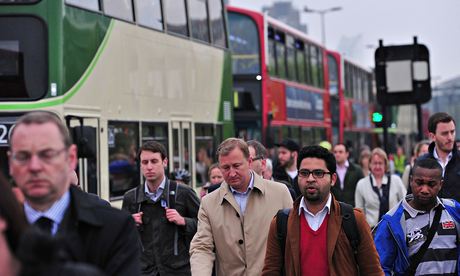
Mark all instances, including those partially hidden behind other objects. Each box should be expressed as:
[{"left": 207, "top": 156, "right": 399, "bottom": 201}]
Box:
[
  {"left": 134, "top": 0, "right": 163, "bottom": 30},
  {"left": 310, "top": 45, "right": 320, "bottom": 87},
  {"left": 66, "top": 0, "right": 100, "bottom": 11},
  {"left": 275, "top": 43, "right": 286, "bottom": 79},
  {"left": 189, "top": 0, "right": 210, "bottom": 42},
  {"left": 165, "top": 0, "right": 188, "bottom": 37},
  {"left": 318, "top": 49, "right": 324, "bottom": 88},
  {"left": 228, "top": 12, "right": 260, "bottom": 74},
  {"left": 0, "top": 17, "right": 47, "bottom": 100},
  {"left": 108, "top": 121, "right": 140, "bottom": 199},
  {"left": 268, "top": 38, "right": 276, "bottom": 75},
  {"left": 142, "top": 122, "right": 168, "bottom": 146},
  {"left": 209, "top": 0, "right": 227, "bottom": 48},
  {"left": 295, "top": 40, "right": 306, "bottom": 83},
  {"left": 327, "top": 54, "right": 339, "bottom": 96},
  {"left": 286, "top": 36, "right": 296, "bottom": 81},
  {"left": 102, "top": 0, "right": 134, "bottom": 22},
  {"left": 304, "top": 44, "right": 312, "bottom": 85}
]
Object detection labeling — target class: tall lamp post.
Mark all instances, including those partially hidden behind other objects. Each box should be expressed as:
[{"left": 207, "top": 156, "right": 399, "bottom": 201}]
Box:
[{"left": 304, "top": 6, "right": 342, "bottom": 47}]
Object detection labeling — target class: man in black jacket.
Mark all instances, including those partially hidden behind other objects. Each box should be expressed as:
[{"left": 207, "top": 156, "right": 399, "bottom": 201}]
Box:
[
  {"left": 122, "top": 141, "right": 200, "bottom": 276},
  {"left": 273, "top": 139, "right": 300, "bottom": 198},
  {"left": 331, "top": 143, "right": 364, "bottom": 206},
  {"left": 8, "top": 111, "right": 140, "bottom": 276},
  {"left": 419, "top": 112, "right": 460, "bottom": 201}
]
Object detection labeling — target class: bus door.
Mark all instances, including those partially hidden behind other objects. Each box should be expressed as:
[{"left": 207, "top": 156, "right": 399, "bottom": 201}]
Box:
[
  {"left": 170, "top": 121, "right": 192, "bottom": 185},
  {"left": 66, "top": 116, "right": 99, "bottom": 196}
]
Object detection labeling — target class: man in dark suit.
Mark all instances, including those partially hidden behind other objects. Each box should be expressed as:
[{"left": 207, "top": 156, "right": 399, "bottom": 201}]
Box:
[
  {"left": 331, "top": 143, "right": 364, "bottom": 206},
  {"left": 8, "top": 111, "right": 140, "bottom": 276}
]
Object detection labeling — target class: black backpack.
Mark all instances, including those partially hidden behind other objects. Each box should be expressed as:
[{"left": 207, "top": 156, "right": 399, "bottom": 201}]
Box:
[{"left": 276, "top": 202, "right": 360, "bottom": 275}]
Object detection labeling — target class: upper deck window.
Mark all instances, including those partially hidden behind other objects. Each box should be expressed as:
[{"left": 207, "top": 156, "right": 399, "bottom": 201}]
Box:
[
  {"left": 228, "top": 12, "right": 260, "bottom": 75},
  {"left": 208, "top": 0, "right": 227, "bottom": 48},
  {"left": 165, "top": 0, "right": 189, "bottom": 36},
  {"left": 0, "top": 16, "right": 47, "bottom": 101},
  {"left": 102, "top": 0, "right": 134, "bottom": 22},
  {"left": 327, "top": 54, "right": 339, "bottom": 96},
  {"left": 189, "top": 0, "right": 210, "bottom": 42},
  {"left": 65, "top": 0, "right": 100, "bottom": 11},
  {"left": 135, "top": 0, "right": 163, "bottom": 30}
]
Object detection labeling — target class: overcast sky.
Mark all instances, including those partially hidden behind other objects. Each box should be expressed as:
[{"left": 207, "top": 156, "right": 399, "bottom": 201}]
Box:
[{"left": 229, "top": 0, "right": 460, "bottom": 84}]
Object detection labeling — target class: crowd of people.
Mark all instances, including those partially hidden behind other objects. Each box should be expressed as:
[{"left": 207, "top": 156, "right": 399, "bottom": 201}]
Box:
[{"left": 2, "top": 110, "right": 460, "bottom": 276}]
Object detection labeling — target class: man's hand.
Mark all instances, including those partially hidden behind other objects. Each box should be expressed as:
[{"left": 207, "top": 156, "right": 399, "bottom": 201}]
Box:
[
  {"left": 132, "top": 212, "right": 143, "bottom": 226},
  {"left": 165, "top": 208, "right": 186, "bottom": 226}
]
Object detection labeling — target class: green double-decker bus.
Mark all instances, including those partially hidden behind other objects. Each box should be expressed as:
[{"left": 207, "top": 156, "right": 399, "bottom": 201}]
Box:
[{"left": 0, "top": 0, "right": 233, "bottom": 205}]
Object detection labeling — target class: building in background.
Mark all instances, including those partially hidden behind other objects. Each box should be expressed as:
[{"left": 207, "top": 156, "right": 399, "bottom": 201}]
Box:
[
  {"left": 426, "top": 76, "right": 460, "bottom": 139},
  {"left": 262, "top": 1, "right": 307, "bottom": 33}
]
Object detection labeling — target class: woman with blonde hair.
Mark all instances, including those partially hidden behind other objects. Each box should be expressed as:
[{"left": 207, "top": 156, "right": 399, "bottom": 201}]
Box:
[{"left": 355, "top": 147, "right": 406, "bottom": 228}]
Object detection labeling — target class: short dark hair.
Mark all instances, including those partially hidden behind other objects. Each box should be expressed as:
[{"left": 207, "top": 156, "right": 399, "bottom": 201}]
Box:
[
  {"left": 247, "top": 140, "right": 267, "bottom": 159},
  {"left": 428, "top": 112, "right": 455, "bottom": 134},
  {"left": 411, "top": 158, "right": 443, "bottom": 178},
  {"left": 10, "top": 111, "right": 72, "bottom": 148},
  {"left": 297, "top": 145, "right": 336, "bottom": 174},
  {"left": 138, "top": 141, "right": 167, "bottom": 160},
  {"left": 334, "top": 143, "right": 349, "bottom": 152}
]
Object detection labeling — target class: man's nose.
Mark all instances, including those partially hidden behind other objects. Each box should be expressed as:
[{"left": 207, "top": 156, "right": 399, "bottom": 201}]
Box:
[{"left": 28, "top": 154, "right": 43, "bottom": 171}]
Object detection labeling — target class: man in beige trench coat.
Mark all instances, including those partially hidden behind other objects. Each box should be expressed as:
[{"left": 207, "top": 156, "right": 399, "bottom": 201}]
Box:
[{"left": 190, "top": 138, "right": 293, "bottom": 276}]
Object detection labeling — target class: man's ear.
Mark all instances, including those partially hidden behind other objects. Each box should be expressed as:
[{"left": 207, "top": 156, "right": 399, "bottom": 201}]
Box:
[{"left": 330, "top": 173, "right": 337, "bottom": 187}]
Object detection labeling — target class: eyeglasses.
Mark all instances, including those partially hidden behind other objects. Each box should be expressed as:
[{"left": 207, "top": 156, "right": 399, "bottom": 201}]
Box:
[
  {"left": 10, "top": 148, "right": 67, "bottom": 165},
  {"left": 251, "top": 156, "right": 264, "bottom": 161},
  {"left": 298, "top": 169, "right": 332, "bottom": 179}
]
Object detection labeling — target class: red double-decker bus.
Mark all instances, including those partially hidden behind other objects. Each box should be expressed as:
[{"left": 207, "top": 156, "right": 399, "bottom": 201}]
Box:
[{"left": 227, "top": 6, "right": 375, "bottom": 151}]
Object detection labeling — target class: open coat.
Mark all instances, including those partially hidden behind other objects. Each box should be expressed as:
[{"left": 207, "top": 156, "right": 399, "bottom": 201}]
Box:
[{"left": 189, "top": 172, "right": 293, "bottom": 276}]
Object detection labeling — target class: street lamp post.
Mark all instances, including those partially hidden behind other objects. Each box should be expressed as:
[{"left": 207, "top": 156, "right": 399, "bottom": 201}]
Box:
[{"left": 304, "top": 6, "right": 342, "bottom": 47}]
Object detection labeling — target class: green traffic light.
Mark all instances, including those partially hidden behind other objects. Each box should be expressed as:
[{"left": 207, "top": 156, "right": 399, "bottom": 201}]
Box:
[{"left": 372, "top": 112, "right": 383, "bottom": 123}]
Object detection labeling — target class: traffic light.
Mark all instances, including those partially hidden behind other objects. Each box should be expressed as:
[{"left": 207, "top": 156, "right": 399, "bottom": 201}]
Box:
[{"left": 372, "top": 112, "right": 383, "bottom": 123}]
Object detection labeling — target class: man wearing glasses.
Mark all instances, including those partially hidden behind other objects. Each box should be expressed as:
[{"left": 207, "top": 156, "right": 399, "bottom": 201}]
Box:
[
  {"left": 8, "top": 111, "right": 140, "bottom": 275},
  {"left": 262, "top": 145, "right": 383, "bottom": 276},
  {"left": 190, "top": 138, "right": 292, "bottom": 276}
]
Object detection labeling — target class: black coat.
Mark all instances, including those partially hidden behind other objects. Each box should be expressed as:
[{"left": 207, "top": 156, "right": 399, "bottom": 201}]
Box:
[
  {"left": 57, "top": 186, "right": 141, "bottom": 276},
  {"left": 273, "top": 165, "right": 300, "bottom": 199},
  {"left": 122, "top": 179, "right": 200, "bottom": 276},
  {"left": 330, "top": 161, "right": 364, "bottom": 206},
  {"left": 419, "top": 142, "right": 460, "bottom": 201}
]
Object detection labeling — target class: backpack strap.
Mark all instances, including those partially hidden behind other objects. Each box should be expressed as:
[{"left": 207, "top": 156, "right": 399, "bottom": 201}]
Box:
[
  {"left": 276, "top": 208, "right": 290, "bottom": 276},
  {"left": 339, "top": 202, "right": 360, "bottom": 262},
  {"left": 167, "top": 179, "right": 177, "bottom": 209}
]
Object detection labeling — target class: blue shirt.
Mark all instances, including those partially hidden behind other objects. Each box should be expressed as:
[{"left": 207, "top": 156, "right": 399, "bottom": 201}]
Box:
[
  {"left": 230, "top": 172, "right": 254, "bottom": 215},
  {"left": 24, "top": 190, "right": 70, "bottom": 235},
  {"left": 144, "top": 176, "right": 166, "bottom": 202}
]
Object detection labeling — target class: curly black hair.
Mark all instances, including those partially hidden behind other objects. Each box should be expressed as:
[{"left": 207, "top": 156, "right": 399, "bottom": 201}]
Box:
[{"left": 297, "top": 145, "right": 337, "bottom": 174}]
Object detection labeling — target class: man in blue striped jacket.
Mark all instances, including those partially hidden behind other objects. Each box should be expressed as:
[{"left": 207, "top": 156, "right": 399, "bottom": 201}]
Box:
[{"left": 374, "top": 158, "right": 460, "bottom": 275}]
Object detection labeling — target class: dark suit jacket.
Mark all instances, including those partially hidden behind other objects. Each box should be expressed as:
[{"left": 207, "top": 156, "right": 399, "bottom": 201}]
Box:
[
  {"left": 331, "top": 162, "right": 364, "bottom": 206},
  {"left": 57, "top": 186, "right": 140, "bottom": 276}
]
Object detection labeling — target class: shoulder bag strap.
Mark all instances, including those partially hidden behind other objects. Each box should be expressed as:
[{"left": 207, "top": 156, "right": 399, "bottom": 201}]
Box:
[{"left": 405, "top": 206, "right": 442, "bottom": 276}]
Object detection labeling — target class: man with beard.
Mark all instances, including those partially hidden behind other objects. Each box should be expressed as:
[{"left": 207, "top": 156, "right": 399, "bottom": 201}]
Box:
[
  {"left": 262, "top": 145, "right": 382, "bottom": 276},
  {"left": 374, "top": 158, "right": 460, "bottom": 275},
  {"left": 273, "top": 139, "right": 300, "bottom": 198},
  {"left": 418, "top": 112, "right": 460, "bottom": 201}
]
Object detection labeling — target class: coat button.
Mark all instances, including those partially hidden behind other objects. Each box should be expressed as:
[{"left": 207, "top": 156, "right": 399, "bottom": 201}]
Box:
[{"left": 238, "top": 239, "right": 244, "bottom": 244}]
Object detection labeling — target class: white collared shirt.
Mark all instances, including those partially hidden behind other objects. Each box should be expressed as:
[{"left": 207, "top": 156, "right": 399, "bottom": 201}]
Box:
[
  {"left": 230, "top": 172, "right": 255, "bottom": 215},
  {"left": 145, "top": 176, "right": 166, "bottom": 202},
  {"left": 299, "top": 193, "right": 332, "bottom": 231},
  {"left": 336, "top": 160, "right": 349, "bottom": 190},
  {"left": 24, "top": 190, "right": 70, "bottom": 235},
  {"left": 433, "top": 148, "right": 453, "bottom": 177}
]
